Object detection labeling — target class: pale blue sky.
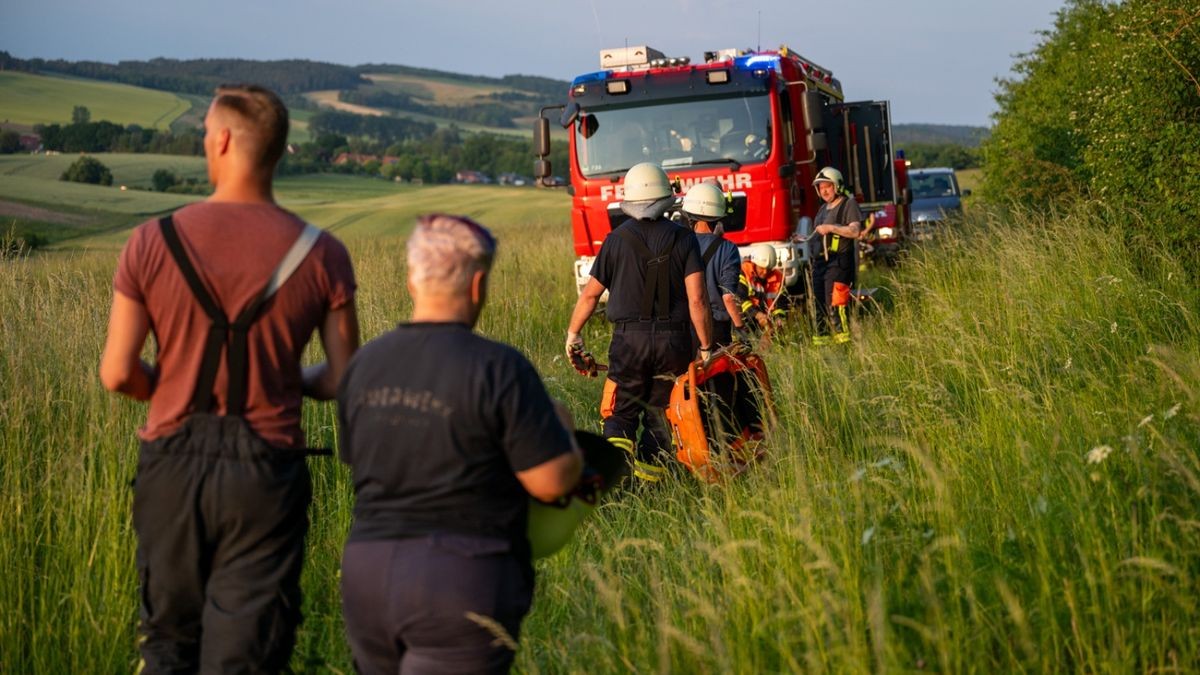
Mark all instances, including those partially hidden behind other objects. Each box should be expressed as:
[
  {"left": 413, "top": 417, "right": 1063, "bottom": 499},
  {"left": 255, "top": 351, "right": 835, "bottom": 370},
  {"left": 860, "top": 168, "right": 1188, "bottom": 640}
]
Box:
[{"left": 0, "top": 0, "right": 1065, "bottom": 126}]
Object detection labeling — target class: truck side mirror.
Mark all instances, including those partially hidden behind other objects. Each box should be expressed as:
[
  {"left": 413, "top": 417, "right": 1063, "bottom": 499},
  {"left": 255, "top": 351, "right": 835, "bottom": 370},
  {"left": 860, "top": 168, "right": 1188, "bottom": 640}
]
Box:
[
  {"left": 534, "top": 159, "right": 551, "bottom": 181},
  {"left": 559, "top": 102, "right": 581, "bottom": 128},
  {"left": 802, "top": 91, "right": 825, "bottom": 132},
  {"left": 534, "top": 117, "right": 551, "bottom": 158}
]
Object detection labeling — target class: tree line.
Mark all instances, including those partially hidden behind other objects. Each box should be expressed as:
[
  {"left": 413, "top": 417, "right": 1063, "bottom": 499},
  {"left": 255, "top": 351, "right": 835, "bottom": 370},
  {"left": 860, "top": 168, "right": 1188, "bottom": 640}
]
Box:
[
  {"left": 901, "top": 143, "right": 980, "bottom": 170},
  {"left": 0, "top": 51, "right": 366, "bottom": 96},
  {"left": 32, "top": 106, "right": 202, "bottom": 155},
  {"left": 282, "top": 115, "right": 568, "bottom": 184},
  {"left": 982, "top": 0, "right": 1199, "bottom": 264}
]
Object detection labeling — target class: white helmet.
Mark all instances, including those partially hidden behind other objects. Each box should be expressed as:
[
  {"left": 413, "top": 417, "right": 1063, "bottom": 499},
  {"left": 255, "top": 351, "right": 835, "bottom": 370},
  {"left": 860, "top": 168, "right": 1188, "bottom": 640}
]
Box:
[
  {"left": 749, "top": 244, "right": 776, "bottom": 269},
  {"left": 681, "top": 182, "right": 726, "bottom": 220},
  {"left": 812, "top": 166, "right": 845, "bottom": 191},
  {"left": 622, "top": 162, "right": 672, "bottom": 202}
]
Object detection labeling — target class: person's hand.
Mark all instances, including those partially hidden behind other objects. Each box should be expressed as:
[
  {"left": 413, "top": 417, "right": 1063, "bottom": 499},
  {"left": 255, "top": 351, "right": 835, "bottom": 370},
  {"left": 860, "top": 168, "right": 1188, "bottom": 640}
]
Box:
[
  {"left": 754, "top": 312, "right": 770, "bottom": 329},
  {"left": 697, "top": 344, "right": 714, "bottom": 364},
  {"left": 733, "top": 325, "right": 752, "bottom": 346},
  {"left": 565, "top": 332, "right": 584, "bottom": 359},
  {"left": 815, "top": 224, "right": 834, "bottom": 236},
  {"left": 566, "top": 332, "right": 598, "bottom": 377}
]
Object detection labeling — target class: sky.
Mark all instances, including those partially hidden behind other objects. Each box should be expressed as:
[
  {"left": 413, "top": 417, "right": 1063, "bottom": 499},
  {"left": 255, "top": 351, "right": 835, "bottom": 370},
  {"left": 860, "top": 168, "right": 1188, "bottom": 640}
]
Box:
[{"left": 0, "top": 0, "right": 1066, "bottom": 126}]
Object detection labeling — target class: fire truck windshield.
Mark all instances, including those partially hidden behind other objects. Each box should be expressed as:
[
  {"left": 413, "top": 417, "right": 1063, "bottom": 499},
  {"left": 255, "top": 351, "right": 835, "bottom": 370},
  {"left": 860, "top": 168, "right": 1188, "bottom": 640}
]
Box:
[{"left": 575, "top": 92, "right": 772, "bottom": 177}]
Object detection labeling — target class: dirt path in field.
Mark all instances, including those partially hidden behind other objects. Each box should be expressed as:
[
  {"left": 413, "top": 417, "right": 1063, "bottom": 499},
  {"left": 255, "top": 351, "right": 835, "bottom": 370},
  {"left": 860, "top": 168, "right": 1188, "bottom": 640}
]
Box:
[
  {"left": 304, "top": 91, "right": 388, "bottom": 117},
  {"left": 0, "top": 200, "right": 97, "bottom": 225}
]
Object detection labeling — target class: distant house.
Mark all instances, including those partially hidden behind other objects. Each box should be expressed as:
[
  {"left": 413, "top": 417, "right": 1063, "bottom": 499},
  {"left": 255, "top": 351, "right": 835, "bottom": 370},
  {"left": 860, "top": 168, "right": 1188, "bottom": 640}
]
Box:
[
  {"left": 19, "top": 135, "right": 40, "bottom": 152},
  {"left": 332, "top": 152, "right": 379, "bottom": 166}
]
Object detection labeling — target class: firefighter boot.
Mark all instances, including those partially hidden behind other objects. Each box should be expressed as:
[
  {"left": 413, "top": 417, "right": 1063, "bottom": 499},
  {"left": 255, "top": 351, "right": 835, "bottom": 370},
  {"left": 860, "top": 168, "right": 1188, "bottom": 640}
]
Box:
[{"left": 607, "top": 436, "right": 666, "bottom": 483}]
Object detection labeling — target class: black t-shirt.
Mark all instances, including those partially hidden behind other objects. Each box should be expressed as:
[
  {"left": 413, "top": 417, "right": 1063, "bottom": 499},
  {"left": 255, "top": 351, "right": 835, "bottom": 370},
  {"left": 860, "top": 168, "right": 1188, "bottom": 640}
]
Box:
[
  {"left": 591, "top": 217, "right": 704, "bottom": 323},
  {"left": 810, "top": 197, "right": 864, "bottom": 265},
  {"left": 337, "top": 322, "right": 572, "bottom": 557}
]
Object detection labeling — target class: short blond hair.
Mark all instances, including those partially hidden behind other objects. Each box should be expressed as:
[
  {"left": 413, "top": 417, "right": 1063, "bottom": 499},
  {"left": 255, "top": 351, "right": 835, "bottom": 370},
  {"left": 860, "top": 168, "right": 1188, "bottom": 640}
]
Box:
[
  {"left": 407, "top": 214, "right": 497, "bottom": 295},
  {"left": 212, "top": 84, "right": 289, "bottom": 170}
]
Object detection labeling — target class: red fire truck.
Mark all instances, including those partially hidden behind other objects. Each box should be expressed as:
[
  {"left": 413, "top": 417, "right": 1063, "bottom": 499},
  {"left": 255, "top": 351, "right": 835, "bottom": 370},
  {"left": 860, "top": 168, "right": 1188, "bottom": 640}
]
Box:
[{"left": 533, "top": 44, "right": 911, "bottom": 295}]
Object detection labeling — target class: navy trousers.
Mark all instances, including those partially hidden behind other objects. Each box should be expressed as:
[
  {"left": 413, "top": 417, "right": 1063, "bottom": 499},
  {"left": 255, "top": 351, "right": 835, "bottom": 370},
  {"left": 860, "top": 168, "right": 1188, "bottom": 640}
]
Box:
[{"left": 341, "top": 534, "right": 533, "bottom": 675}]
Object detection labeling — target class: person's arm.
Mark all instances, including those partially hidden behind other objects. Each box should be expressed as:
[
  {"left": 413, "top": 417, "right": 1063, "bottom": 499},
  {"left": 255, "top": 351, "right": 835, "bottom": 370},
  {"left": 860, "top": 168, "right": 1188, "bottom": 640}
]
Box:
[
  {"left": 815, "top": 221, "right": 861, "bottom": 238},
  {"left": 723, "top": 293, "right": 746, "bottom": 329},
  {"left": 566, "top": 276, "right": 605, "bottom": 354},
  {"left": 517, "top": 443, "right": 583, "bottom": 502},
  {"left": 99, "top": 291, "right": 156, "bottom": 401},
  {"left": 516, "top": 399, "right": 583, "bottom": 502},
  {"left": 720, "top": 249, "right": 745, "bottom": 329},
  {"left": 685, "top": 271, "right": 713, "bottom": 354},
  {"left": 302, "top": 300, "right": 360, "bottom": 401}
]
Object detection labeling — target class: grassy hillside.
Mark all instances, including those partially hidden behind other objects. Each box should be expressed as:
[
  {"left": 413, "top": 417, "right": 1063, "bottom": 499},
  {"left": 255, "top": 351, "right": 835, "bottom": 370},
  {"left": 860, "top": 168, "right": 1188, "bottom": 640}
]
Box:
[
  {"left": 0, "top": 153, "right": 207, "bottom": 187},
  {"left": 0, "top": 71, "right": 190, "bottom": 129},
  {"left": 303, "top": 90, "right": 537, "bottom": 139}
]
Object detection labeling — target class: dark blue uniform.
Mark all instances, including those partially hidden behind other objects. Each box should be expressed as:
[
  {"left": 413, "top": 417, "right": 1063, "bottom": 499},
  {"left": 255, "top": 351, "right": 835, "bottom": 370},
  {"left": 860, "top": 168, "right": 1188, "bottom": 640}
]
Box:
[
  {"left": 337, "top": 322, "right": 572, "bottom": 674},
  {"left": 590, "top": 217, "right": 703, "bottom": 480}
]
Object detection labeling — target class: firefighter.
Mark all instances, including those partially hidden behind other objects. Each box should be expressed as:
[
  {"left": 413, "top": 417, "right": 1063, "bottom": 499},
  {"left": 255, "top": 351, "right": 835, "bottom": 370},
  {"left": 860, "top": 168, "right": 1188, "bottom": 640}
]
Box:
[
  {"left": 680, "top": 181, "right": 749, "bottom": 348},
  {"left": 337, "top": 215, "right": 582, "bottom": 674},
  {"left": 740, "top": 244, "right": 787, "bottom": 331},
  {"left": 99, "top": 84, "right": 360, "bottom": 672},
  {"left": 566, "top": 162, "right": 713, "bottom": 483},
  {"left": 809, "top": 166, "right": 863, "bottom": 344}
]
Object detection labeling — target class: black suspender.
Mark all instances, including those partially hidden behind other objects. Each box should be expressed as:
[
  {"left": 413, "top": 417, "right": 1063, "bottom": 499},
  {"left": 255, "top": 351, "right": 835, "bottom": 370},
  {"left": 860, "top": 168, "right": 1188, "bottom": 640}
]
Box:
[
  {"left": 158, "top": 214, "right": 310, "bottom": 417},
  {"left": 701, "top": 236, "right": 723, "bottom": 266},
  {"left": 615, "top": 223, "right": 682, "bottom": 321}
]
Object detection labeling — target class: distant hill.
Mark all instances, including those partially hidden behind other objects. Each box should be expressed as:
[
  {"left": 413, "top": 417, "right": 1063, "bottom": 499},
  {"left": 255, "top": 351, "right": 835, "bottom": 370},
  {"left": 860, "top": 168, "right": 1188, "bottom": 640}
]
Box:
[
  {"left": 0, "top": 71, "right": 189, "bottom": 129},
  {"left": 0, "top": 51, "right": 367, "bottom": 96},
  {"left": 893, "top": 124, "right": 989, "bottom": 147},
  {"left": 0, "top": 51, "right": 567, "bottom": 134}
]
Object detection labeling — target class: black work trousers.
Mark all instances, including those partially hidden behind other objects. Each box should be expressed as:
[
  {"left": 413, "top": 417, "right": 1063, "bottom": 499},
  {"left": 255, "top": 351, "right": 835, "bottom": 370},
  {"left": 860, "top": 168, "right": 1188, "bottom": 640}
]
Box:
[
  {"left": 132, "top": 414, "right": 312, "bottom": 674},
  {"left": 604, "top": 325, "right": 692, "bottom": 464},
  {"left": 811, "top": 259, "right": 855, "bottom": 336},
  {"left": 341, "top": 535, "right": 533, "bottom": 675}
]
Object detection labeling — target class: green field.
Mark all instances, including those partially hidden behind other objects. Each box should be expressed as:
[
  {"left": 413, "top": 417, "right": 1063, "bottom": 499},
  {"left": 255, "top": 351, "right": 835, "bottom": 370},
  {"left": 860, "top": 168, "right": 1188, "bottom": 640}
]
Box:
[
  {"left": 0, "top": 71, "right": 191, "bottom": 128},
  {"left": 0, "top": 153, "right": 207, "bottom": 187},
  {"left": 1, "top": 163, "right": 1198, "bottom": 672}
]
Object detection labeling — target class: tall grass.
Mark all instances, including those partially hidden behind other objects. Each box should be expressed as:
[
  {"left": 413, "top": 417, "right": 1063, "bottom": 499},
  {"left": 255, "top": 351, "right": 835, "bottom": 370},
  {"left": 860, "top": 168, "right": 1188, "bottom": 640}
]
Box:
[{"left": 1, "top": 193, "right": 1196, "bottom": 672}]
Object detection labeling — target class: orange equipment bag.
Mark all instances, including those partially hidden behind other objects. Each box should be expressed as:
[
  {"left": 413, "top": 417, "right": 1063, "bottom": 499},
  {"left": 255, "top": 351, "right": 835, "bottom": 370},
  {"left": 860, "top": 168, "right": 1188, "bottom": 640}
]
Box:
[{"left": 665, "top": 343, "right": 772, "bottom": 483}]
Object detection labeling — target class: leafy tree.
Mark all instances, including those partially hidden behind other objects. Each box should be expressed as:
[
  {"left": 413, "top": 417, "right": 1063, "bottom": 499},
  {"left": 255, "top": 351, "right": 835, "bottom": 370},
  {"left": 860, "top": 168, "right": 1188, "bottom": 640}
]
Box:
[
  {"left": 60, "top": 156, "right": 113, "bottom": 186},
  {"left": 72, "top": 105, "right": 91, "bottom": 125},
  {"left": 152, "top": 169, "right": 179, "bottom": 192},
  {"left": 0, "top": 130, "right": 22, "bottom": 154}
]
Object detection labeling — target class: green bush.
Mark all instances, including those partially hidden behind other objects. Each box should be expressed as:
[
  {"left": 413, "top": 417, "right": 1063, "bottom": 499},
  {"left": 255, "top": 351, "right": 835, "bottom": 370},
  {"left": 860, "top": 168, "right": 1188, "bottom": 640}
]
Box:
[
  {"left": 59, "top": 155, "right": 113, "bottom": 186},
  {"left": 151, "top": 168, "right": 178, "bottom": 192},
  {"left": 0, "top": 130, "right": 22, "bottom": 154},
  {"left": 982, "top": 0, "right": 1200, "bottom": 269}
]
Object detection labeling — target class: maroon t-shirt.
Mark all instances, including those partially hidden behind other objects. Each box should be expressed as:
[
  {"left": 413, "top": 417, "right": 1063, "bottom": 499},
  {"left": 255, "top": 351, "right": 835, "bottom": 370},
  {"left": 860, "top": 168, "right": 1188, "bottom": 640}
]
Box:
[{"left": 114, "top": 201, "right": 356, "bottom": 449}]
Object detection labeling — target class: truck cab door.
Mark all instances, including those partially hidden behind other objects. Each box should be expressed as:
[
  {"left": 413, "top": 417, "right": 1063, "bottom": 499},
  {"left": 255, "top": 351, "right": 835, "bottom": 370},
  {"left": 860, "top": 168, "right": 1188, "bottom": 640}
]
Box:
[{"left": 825, "top": 100, "right": 897, "bottom": 207}]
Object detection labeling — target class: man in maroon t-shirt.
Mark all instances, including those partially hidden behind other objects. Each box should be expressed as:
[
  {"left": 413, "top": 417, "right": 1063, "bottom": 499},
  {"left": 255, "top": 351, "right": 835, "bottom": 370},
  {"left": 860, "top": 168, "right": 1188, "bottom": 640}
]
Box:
[{"left": 100, "top": 84, "right": 359, "bottom": 673}]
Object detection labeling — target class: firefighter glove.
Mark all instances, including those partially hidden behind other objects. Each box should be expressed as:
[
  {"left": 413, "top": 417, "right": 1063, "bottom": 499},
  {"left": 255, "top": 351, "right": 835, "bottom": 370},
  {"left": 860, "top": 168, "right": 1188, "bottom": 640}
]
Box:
[{"left": 566, "top": 333, "right": 597, "bottom": 377}]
